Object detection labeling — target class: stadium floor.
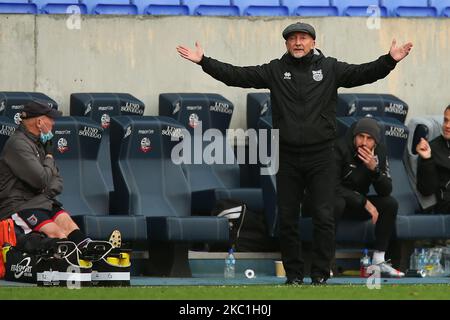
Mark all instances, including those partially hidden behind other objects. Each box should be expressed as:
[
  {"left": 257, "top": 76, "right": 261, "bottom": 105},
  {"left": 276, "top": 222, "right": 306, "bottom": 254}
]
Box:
[{"left": 1, "top": 276, "right": 449, "bottom": 287}]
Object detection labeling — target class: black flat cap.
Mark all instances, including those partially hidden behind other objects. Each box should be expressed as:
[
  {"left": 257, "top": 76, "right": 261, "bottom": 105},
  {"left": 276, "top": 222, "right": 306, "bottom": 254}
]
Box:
[
  {"left": 282, "top": 22, "right": 316, "bottom": 40},
  {"left": 21, "top": 99, "right": 62, "bottom": 119}
]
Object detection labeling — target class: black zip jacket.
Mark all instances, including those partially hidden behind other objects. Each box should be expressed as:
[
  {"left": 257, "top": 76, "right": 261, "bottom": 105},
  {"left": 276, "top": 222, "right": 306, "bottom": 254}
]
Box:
[
  {"left": 335, "top": 134, "right": 392, "bottom": 210},
  {"left": 200, "top": 49, "right": 397, "bottom": 152},
  {"left": 417, "top": 135, "right": 450, "bottom": 201}
]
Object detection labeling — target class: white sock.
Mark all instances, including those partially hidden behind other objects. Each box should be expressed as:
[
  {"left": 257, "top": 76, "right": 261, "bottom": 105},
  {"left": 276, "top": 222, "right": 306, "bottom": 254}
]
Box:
[{"left": 372, "top": 251, "right": 385, "bottom": 264}]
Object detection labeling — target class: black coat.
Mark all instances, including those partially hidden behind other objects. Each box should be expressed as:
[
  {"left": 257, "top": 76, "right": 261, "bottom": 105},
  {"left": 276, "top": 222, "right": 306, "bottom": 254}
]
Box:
[
  {"left": 335, "top": 134, "right": 393, "bottom": 210},
  {"left": 200, "top": 49, "right": 397, "bottom": 152},
  {"left": 417, "top": 135, "right": 450, "bottom": 202}
]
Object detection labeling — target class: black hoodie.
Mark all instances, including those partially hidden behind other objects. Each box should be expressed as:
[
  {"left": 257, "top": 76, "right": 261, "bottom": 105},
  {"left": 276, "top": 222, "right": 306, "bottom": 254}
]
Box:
[
  {"left": 334, "top": 133, "right": 392, "bottom": 210},
  {"left": 200, "top": 49, "right": 397, "bottom": 152}
]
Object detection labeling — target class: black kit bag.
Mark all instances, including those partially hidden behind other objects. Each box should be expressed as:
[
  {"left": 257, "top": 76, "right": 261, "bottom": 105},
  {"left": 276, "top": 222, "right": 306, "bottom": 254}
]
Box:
[{"left": 210, "top": 199, "right": 277, "bottom": 252}]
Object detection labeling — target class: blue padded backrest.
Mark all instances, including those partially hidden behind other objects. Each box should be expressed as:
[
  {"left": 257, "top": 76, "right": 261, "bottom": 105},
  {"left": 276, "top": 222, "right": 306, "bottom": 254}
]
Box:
[
  {"left": 83, "top": 0, "right": 138, "bottom": 14},
  {"left": 70, "top": 92, "right": 145, "bottom": 192},
  {"left": 0, "top": 0, "right": 37, "bottom": 13},
  {"left": 159, "top": 93, "right": 240, "bottom": 192},
  {"left": 246, "top": 92, "right": 271, "bottom": 131},
  {"left": 429, "top": 0, "right": 450, "bottom": 16},
  {"left": 381, "top": 0, "right": 436, "bottom": 17},
  {"left": 159, "top": 93, "right": 233, "bottom": 135},
  {"left": 281, "top": 0, "right": 338, "bottom": 16},
  {"left": 333, "top": 0, "right": 387, "bottom": 16},
  {"left": 132, "top": 0, "right": 188, "bottom": 14},
  {"left": 337, "top": 93, "right": 408, "bottom": 124},
  {"left": 231, "top": 0, "right": 288, "bottom": 16},
  {"left": 52, "top": 117, "right": 109, "bottom": 216},
  {"left": 337, "top": 116, "right": 420, "bottom": 215},
  {"left": 34, "top": 0, "right": 87, "bottom": 13},
  {"left": 0, "top": 92, "right": 59, "bottom": 125},
  {"left": 110, "top": 116, "right": 191, "bottom": 217},
  {"left": 0, "top": 117, "right": 17, "bottom": 155},
  {"left": 186, "top": 0, "right": 238, "bottom": 15}
]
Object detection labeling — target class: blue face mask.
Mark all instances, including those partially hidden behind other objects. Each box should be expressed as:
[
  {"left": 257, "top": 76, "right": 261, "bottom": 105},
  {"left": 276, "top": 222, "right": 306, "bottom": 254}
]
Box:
[{"left": 40, "top": 130, "right": 53, "bottom": 144}]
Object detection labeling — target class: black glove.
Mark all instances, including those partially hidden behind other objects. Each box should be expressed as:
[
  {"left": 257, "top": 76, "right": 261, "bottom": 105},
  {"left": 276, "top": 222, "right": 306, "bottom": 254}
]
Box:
[{"left": 43, "top": 139, "right": 53, "bottom": 155}]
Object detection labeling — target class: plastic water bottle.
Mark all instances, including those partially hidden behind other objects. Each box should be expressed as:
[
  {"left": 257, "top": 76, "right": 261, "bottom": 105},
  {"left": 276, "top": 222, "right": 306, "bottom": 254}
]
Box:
[
  {"left": 417, "top": 248, "right": 426, "bottom": 271},
  {"left": 224, "top": 248, "right": 236, "bottom": 279},
  {"left": 409, "top": 248, "right": 419, "bottom": 270},
  {"left": 360, "top": 249, "right": 371, "bottom": 278}
]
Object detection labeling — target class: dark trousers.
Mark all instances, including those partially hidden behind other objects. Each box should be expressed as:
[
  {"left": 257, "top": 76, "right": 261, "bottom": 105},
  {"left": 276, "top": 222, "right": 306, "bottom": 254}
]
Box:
[
  {"left": 334, "top": 195, "right": 398, "bottom": 251},
  {"left": 276, "top": 147, "right": 335, "bottom": 280}
]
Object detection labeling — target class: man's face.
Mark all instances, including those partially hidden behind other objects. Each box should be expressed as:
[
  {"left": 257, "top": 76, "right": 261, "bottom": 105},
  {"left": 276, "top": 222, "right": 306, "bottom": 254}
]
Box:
[
  {"left": 37, "top": 115, "right": 55, "bottom": 133},
  {"left": 442, "top": 109, "right": 450, "bottom": 140},
  {"left": 285, "top": 32, "right": 315, "bottom": 58},
  {"left": 354, "top": 133, "right": 376, "bottom": 151}
]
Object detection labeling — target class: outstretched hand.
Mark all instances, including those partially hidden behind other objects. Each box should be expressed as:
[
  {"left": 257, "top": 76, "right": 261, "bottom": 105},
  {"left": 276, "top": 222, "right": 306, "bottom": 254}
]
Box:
[
  {"left": 389, "top": 39, "right": 413, "bottom": 62},
  {"left": 176, "top": 41, "right": 204, "bottom": 64}
]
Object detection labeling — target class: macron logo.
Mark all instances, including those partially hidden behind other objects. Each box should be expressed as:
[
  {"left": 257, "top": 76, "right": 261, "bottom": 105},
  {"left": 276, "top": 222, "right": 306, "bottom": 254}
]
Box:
[{"left": 283, "top": 72, "right": 291, "bottom": 80}]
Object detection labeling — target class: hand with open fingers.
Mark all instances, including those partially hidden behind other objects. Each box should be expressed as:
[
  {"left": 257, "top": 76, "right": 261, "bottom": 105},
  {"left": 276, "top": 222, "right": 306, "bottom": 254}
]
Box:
[
  {"left": 357, "top": 146, "right": 377, "bottom": 171},
  {"left": 176, "top": 41, "right": 204, "bottom": 64},
  {"left": 389, "top": 39, "right": 413, "bottom": 62},
  {"left": 365, "top": 200, "right": 379, "bottom": 224},
  {"left": 416, "top": 137, "right": 431, "bottom": 159}
]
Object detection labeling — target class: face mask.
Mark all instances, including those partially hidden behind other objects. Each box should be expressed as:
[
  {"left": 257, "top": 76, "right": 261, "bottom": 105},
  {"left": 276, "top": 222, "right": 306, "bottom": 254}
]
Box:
[
  {"left": 40, "top": 131, "right": 53, "bottom": 144},
  {"left": 39, "top": 121, "right": 54, "bottom": 144}
]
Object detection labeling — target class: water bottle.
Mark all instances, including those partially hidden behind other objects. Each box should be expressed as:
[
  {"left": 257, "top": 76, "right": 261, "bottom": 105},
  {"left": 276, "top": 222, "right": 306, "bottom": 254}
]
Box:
[
  {"left": 224, "top": 248, "right": 236, "bottom": 279},
  {"left": 360, "top": 249, "right": 371, "bottom": 278},
  {"left": 417, "top": 248, "right": 426, "bottom": 271},
  {"left": 409, "top": 248, "right": 419, "bottom": 271}
]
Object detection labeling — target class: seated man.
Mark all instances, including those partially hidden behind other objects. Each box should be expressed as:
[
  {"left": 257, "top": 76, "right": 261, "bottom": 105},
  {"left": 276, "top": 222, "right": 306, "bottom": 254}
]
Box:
[
  {"left": 0, "top": 100, "right": 121, "bottom": 256},
  {"left": 416, "top": 105, "right": 450, "bottom": 213},
  {"left": 334, "top": 117, "right": 404, "bottom": 277}
]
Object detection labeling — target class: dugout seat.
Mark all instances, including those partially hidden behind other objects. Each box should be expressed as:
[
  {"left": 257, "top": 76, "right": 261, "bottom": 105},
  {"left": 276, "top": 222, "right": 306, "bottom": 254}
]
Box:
[
  {"left": 52, "top": 117, "right": 148, "bottom": 247},
  {"left": 0, "top": 117, "right": 17, "bottom": 154},
  {"left": 109, "top": 116, "right": 229, "bottom": 276},
  {"left": 337, "top": 93, "right": 408, "bottom": 124},
  {"left": 0, "top": 92, "right": 59, "bottom": 125},
  {"left": 159, "top": 93, "right": 264, "bottom": 216},
  {"left": 70, "top": 92, "right": 145, "bottom": 193}
]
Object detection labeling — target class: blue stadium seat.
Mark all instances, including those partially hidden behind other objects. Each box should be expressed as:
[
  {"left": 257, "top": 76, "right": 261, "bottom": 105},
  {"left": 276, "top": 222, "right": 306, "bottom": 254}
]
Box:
[
  {"left": 333, "top": 0, "right": 387, "bottom": 16},
  {"left": 0, "top": 117, "right": 17, "bottom": 154},
  {"left": 83, "top": 0, "right": 138, "bottom": 14},
  {"left": 281, "top": 0, "right": 338, "bottom": 16},
  {"left": 0, "top": 92, "right": 59, "bottom": 125},
  {"left": 132, "top": 0, "right": 188, "bottom": 15},
  {"left": 52, "top": 117, "right": 147, "bottom": 246},
  {"left": 185, "top": 0, "right": 238, "bottom": 16},
  {"left": 429, "top": 0, "right": 450, "bottom": 17},
  {"left": 159, "top": 93, "right": 264, "bottom": 216},
  {"left": 34, "top": 0, "right": 87, "bottom": 14},
  {"left": 337, "top": 93, "right": 408, "bottom": 124},
  {"left": 231, "top": 0, "right": 288, "bottom": 16},
  {"left": 109, "top": 116, "right": 229, "bottom": 276},
  {"left": 70, "top": 93, "right": 145, "bottom": 194},
  {"left": 0, "top": 0, "right": 37, "bottom": 13},
  {"left": 381, "top": 0, "right": 437, "bottom": 17}
]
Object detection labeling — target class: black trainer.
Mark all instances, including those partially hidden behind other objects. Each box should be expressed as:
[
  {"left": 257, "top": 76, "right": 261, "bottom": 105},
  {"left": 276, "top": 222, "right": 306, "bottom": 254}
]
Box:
[
  {"left": 285, "top": 278, "right": 304, "bottom": 286},
  {"left": 311, "top": 277, "right": 328, "bottom": 286}
]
